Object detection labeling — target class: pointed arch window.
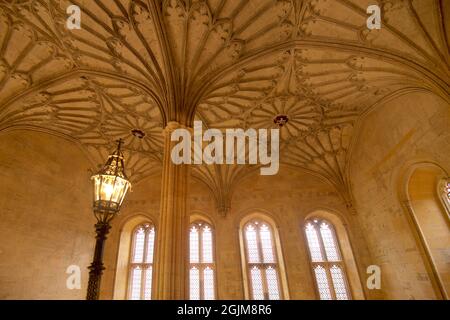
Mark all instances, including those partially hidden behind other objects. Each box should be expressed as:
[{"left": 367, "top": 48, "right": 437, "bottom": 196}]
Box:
[
  {"left": 189, "top": 221, "right": 216, "bottom": 300},
  {"left": 407, "top": 168, "right": 450, "bottom": 298},
  {"left": 128, "top": 223, "right": 155, "bottom": 300},
  {"left": 304, "top": 219, "right": 351, "bottom": 300},
  {"left": 243, "top": 220, "right": 282, "bottom": 300}
]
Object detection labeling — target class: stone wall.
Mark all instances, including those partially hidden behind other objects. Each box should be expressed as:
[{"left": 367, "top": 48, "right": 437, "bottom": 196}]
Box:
[
  {"left": 2, "top": 97, "right": 448, "bottom": 300},
  {"left": 0, "top": 130, "right": 95, "bottom": 299},
  {"left": 100, "top": 165, "right": 370, "bottom": 300},
  {"left": 349, "top": 91, "right": 450, "bottom": 299}
]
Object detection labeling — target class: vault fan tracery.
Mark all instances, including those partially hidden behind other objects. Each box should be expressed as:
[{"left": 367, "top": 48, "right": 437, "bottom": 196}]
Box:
[{"left": 0, "top": 0, "right": 448, "bottom": 215}]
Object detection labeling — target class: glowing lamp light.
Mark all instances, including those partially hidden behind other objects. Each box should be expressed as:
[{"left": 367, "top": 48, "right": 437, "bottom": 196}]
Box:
[
  {"left": 87, "top": 139, "right": 131, "bottom": 300},
  {"left": 91, "top": 139, "right": 131, "bottom": 222}
]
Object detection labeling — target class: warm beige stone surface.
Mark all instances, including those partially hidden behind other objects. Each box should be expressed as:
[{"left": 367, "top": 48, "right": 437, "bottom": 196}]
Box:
[
  {"left": 350, "top": 92, "right": 450, "bottom": 300},
  {"left": 0, "top": 0, "right": 448, "bottom": 300},
  {"left": 100, "top": 164, "right": 371, "bottom": 300},
  {"left": 152, "top": 123, "right": 190, "bottom": 299},
  {"left": 0, "top": 106, "right": 448, "bottom": 299},
  {"left": 0, "top": 130, "right": 95, "bottom": 299},
  {"left": 225, "top": 169, "right": 363, "bottom": 299},
  {"left": 0, "top": 0, "right": 448, "bottom": 215},
  {"left": 101, "top": 174, "right": 162, "bottom": 300},
  {"left": 408, "top": 166, "right": 450, "bottom": 298}
]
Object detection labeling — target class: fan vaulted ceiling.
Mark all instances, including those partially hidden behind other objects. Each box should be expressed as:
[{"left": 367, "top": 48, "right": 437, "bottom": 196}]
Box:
[{"left": 0, "top": 0, "right": 448, "bottom": 214}]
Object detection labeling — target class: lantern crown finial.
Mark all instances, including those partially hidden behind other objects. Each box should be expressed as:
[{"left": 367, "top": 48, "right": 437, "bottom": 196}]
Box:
[{"left": 98, "top": 139, "right": 128, "bottom": 179}]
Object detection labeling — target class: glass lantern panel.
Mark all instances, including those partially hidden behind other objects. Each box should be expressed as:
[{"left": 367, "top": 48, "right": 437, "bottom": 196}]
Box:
[
  {"left": 92, "top": 175, "right": 102, "bottom": 202},
  {"left": 93, "top": 175, "right": 129, "bottom": 205},
  {"left": 114, "top": 177, "right": 130, "bottom": 205},
  {"left": 100, "top": 175, "right": 116, "bottom": 202}
]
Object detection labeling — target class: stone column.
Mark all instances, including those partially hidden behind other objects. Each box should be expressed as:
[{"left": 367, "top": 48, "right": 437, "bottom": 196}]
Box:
[{"left": 153, "top": 121, "right": 190, "bottom": 300}]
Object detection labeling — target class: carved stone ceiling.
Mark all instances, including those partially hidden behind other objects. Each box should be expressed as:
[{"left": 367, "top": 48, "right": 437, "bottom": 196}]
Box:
[{"left": 0, "top": 0, "right": 448, "bottom": 214}]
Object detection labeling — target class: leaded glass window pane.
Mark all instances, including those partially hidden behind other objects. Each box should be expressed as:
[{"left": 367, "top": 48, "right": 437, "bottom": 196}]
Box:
[
  {"left": 305, "top": 223, "right": 323, "bottom": 262},
  {"left": 446, "top": 181, "right": 450, "bottom": 200},
  {"left": 305, "top": 219, "right": 351, "bottom": 300},
  {"left": 442, "top": 180, "right": 450, "bottom": 209},
  {"left": 145, "top": 227, "right": 155, "bottom": 263},
  {"left": 202, "top": 225, "right": 213, "bottom": 263},
  {"left": 260, "top": 224, "right": 275, "bottom": 263},
  {"left": 330, "top": 265, "right": 349, "bottom": 300},
  {"left": 250, "top": 266, "right": 264, "bottom": 300},
  {"left": 320, "top": 222, "right": 339, "bottom": 261},
  {"left": 130, "top": 266, "right": 142, "bottom": 300},
  {"left": 190, "top": 225, "right": 199, "bottom": 264},
  {"left": 143, "top": 267, "right": 152, "bottom": 300},
  {"left": 265, "top": 266, "right": 280, "bottom": 300},
  {"left": 190, "top": 267, "right": 200, "bottom": 300},
  {"left": 128, "top": 223, "right": 156, "bottom": 300},
  {"left": 133, "top": 227, "right": 145, "bottom": 263},
  {"left": 203, "top": 267, "right": 215, "bottom": 300},
  {"left": 245, "top": 224, "right": 260, "bottom": 263},
  {"left": 244, "top": 220, "right": 283, "bottom": 300},
  {"left": 189, "top": 221, "right": 216, "bottom": 300},
  {"left": 314, "top": 265, "right": 332, "bottom": 300}
]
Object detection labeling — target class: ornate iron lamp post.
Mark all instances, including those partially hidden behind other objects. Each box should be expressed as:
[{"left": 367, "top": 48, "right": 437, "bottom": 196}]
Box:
[{"left": 87, "top": 139, "right": 131, "bottom": 300}]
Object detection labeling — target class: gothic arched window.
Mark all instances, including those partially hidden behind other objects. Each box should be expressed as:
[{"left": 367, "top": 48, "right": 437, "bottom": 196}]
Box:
[
  {"left": 304, "top": 219, "right": 351, "bottom": 300},
  {"left": 189, "top": 221, "right": 216, "bottom": 300},
  {"left": 243, "top": 220, "right": 282, "bottom": 300},
  {"left": 128, "top": 223, "right": 156, "bottom": 300},
  {"left": 407, "top": 167, "right": 450, "bottom": 298}
]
